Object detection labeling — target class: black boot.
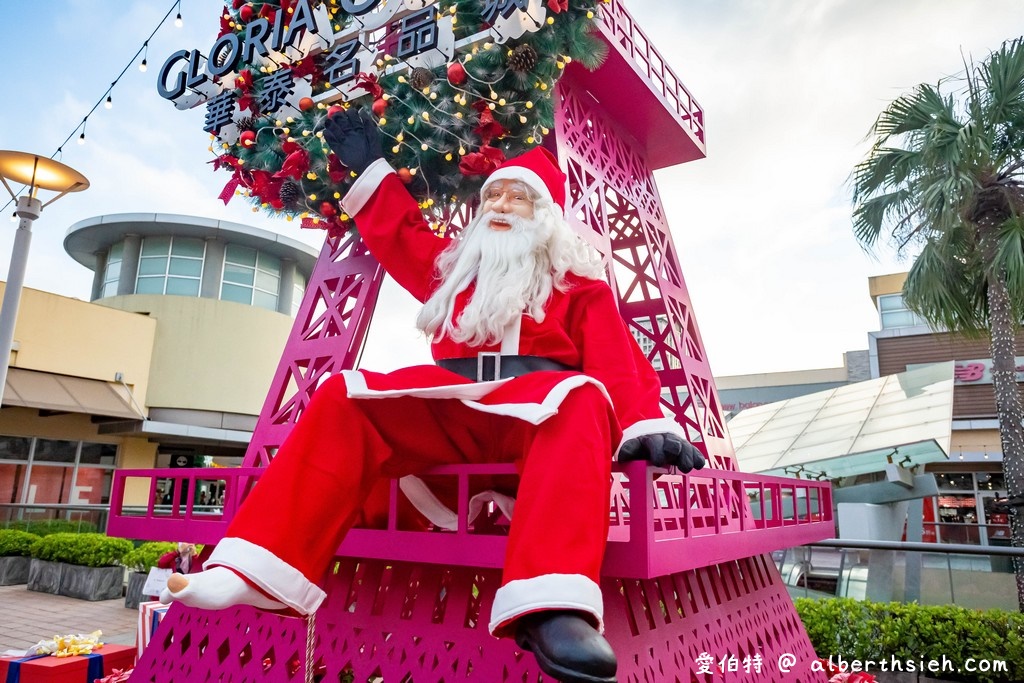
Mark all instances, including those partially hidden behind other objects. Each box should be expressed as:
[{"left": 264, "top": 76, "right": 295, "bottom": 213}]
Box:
[{"left": 514, "top": 611, "right": 617, "bottom": 683}]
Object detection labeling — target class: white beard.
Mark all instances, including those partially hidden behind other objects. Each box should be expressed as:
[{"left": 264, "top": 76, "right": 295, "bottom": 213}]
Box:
[{"left": 416, "top": 211, "right": 553, "bottom": 347}]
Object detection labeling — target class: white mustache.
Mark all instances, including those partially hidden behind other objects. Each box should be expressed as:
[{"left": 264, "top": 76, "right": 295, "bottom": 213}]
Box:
[{"left": 479, "top": 210, "right": 531, "bottom": 231}]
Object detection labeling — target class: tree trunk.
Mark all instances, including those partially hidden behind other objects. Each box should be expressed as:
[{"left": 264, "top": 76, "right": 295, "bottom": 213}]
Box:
[{"left": 982, "top": 224, "right": 1024, "bottom": 612}]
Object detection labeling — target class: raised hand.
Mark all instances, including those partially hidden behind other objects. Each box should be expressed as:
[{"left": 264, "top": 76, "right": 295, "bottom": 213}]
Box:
[
  {"left": 322, "top": 107, "right": 383, "bottom": 175},
  {"left": 618, "top": 433, "right": 706, "bottom": 472}
]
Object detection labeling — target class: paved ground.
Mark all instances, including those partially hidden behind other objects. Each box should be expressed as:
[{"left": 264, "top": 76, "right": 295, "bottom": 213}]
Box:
[{"left": 0, "top": 584, "right": 139, "bottom": 656}]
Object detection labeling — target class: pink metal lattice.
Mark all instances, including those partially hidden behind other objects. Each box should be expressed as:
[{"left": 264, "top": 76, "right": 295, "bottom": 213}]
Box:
[{"left": 112, "top": 2, "right": 830, "bottom": 681}]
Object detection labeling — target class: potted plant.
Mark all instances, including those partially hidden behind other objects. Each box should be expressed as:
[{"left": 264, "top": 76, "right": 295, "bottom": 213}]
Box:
[
  {"left": 28, "top": 532, "right": 133, "bottom": 601},
  {"left": 0, "top": 529, "right": 40, "bottom": 585},
  {"left": 121, "top": 541, "right": 176, "bottom": 609}
]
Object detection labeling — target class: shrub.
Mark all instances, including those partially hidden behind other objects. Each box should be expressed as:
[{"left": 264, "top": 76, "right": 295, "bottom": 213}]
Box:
[
  {"left": 2, "top": 519, "right": 98, "bottom": 535},
  {"left": 30, "top": 533, "right": 133, "bottom": 568},
  {"left": 121, "top": 542, "right": 177, "bottom": 573},
  {"left": 795, "top": 597, "right": 1024, "bottom": 683},
  {"left": 0, "top": 529, "right": 41, "bottom": 556}
]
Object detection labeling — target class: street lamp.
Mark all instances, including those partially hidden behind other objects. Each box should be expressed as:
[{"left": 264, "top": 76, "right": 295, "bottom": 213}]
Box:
[{"left": 0, "top": 151, "right": 89, "bottom": 400}]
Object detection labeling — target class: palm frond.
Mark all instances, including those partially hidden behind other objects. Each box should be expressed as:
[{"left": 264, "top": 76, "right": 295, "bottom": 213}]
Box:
[
  {"left": 904, "top": 235, "right": 987, "bottom": 333},
  {"left": 981, "top": 37, "right": 1024, "bottom": 127},
  {"left": 995, "top": 214, "right": 1024, "bottom": 317}
]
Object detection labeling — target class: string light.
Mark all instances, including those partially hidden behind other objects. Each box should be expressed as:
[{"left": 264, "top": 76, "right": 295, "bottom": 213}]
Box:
[
  {"left": 1, "top": 0, "right": 180, "bottom": 215},
  {"left": 174, "top": 1, "right": 183, "bottom": 27}
]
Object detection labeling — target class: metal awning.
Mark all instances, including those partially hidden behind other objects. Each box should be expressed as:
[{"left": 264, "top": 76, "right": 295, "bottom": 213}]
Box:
[
  {"left": 2, "top": 367, "right": 144, "bottom": 420},
  {"left": 730, "top": 362, "right": 954, "bottom": 479}
]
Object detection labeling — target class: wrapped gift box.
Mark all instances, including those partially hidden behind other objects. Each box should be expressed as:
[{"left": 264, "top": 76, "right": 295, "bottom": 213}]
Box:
[
  {"left": 0, "top": 644, "right": 135, "bottom": 683},
  {"left": 136, "top": 601, "right": 170, "bottom": 659}
]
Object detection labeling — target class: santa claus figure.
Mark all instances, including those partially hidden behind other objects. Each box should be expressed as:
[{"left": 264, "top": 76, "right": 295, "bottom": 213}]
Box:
[{"left": 162, "top": 108, "right": 705, "bottom": 683}]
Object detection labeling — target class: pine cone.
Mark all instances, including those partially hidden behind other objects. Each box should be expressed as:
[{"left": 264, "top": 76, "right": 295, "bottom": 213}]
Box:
[
  {"left": 236, "top": 116, "right": 258, "bottom": 132},
  {"left": 409, "top": 67, "right": 435, "bottom": 90},
  {"left": 509, "top": 44, "right": 538, "bottom": 73},
  {"left": 279, "top": 181, "right": 302, "bottom": 208}
]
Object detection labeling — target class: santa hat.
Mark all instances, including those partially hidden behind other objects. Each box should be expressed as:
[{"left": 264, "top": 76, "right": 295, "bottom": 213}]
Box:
[{"left": 482, "top": 147, "right": 567, "bottom": 213}]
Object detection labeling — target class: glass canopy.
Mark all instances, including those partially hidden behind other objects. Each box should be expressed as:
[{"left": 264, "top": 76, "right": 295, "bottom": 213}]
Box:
[{"left": 729, "top": 361, "right": 953, "bottom": 479}]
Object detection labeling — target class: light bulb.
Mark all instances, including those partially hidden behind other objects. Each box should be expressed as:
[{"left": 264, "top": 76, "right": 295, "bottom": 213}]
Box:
[
  {"left": 139, "top": 59, "right": 148, "bottom": 72},
  {"left": 78, "top": 133, "right": 86, "bottom": 145},
  {"left": 175, "top": 12, "right": 183, "bottom": 27},
  {"left": 105, "top": 95, "right": 113, "bottom": 109}
]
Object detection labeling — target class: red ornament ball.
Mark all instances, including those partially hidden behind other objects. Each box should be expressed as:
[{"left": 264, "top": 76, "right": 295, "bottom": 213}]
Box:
[
  {"left": 397, "top": 168, "right": 414, "bottom": 184},
  {"left": 239, "top": 4, "right": 254, "bottom": 22},
  {"left": 328, "top": 105, "right": 345, "bottom": 117},
  {"left": 319, "top": 201, "right": 337, "bottom": 218},
  {"left": 447, "top": 61, "right": 467, "bottom": 86},
  {"left": 372, "top": 98, "right": 388, "bottom": 117},
  {"left": 239, "top": 130, "right": 256, "bottom": 148},
  {"left": 298, "top": 97, "right": 315, "bottom": 112}
]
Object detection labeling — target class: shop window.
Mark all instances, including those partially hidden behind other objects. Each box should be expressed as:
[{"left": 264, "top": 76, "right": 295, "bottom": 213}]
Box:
[
  {"left": 0, "top": 436, "right": 117, "bottom": 523},
  {"left": 33, "top": 439, "right": 77, "bottom": 464},
  {"left": 101, "top": 241, "right": 124, "bottom": 297},
  {"left": 136, "top": 236, "right": 205, "bottom": 296},
  {"left": 221, "top": 244, "right": 281, "bottom": 312},
  {"left": 935, "top": 472, "right": 973, "bottom": 490},
  {"left": 0, "top": 436, "right": 31, "bottom": 461}
]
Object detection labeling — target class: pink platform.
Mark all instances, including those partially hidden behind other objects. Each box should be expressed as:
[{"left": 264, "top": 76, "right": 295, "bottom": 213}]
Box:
[{"left": 109, "top": 2, "right": 832, "bottom": 680}]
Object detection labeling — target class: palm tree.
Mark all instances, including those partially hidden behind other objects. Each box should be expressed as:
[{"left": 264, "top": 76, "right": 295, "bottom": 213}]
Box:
[{"left": 852, "top": 36, "right": 1024, "bottom": 610}]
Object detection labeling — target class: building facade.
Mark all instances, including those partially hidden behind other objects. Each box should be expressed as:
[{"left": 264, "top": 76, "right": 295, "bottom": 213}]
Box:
[{"left": 1, "top": 214, "right": 318, "bottom": 530}]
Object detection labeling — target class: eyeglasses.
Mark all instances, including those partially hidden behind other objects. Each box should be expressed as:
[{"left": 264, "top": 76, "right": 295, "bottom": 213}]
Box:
[{"left": 483, "top": 184, "right": 533, "bottom": 206}]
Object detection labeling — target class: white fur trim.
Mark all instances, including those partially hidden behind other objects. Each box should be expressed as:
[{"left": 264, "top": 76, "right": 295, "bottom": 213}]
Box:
[
  {"left": 460, "top": 375, "right": 611, "bottom": 425},
  {"left": 614, "top": 417, "right": 688, "bottom": 460},
  {"left": 205, "top": 537, "right": 326, "bottom": 615},
  {"left": 484, "top": 166, "right": 552, "bottom": 204},
  {"left": 489, "top": 574, "right": 604, "bottom": 635},
  {"left": 399, "top": 475, "right": 459, "bottom": 530},
  {"left": 342, "top": 368, "right": 511, "bottom": 400},
  {"left": 400, "top": 476, "right": 517, "bottom": 532},
  {"left": 500, "top": 316, "right": 522, "bottom": 354},
  {"left": 340, "top": 158, "right": 394, "bottom": 216}
]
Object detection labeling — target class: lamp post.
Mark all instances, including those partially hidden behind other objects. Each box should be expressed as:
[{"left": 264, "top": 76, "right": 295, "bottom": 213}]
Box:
[{"left": 0, "top": 151, "right": 89, "bottom": 401}]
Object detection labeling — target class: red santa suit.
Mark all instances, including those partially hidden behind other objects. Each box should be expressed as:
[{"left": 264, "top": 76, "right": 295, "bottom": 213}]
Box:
[{"left": 205, "top": 150, "right": 685, "bottom": 636}]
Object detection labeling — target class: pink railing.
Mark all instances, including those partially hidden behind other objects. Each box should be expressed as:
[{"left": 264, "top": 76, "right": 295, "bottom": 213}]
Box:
[
  {"left": 596, "top": 0, "right": 706, "bottom": 147},
  {"left": 108, "top": 461, "right": 832, "bottom": 580}
]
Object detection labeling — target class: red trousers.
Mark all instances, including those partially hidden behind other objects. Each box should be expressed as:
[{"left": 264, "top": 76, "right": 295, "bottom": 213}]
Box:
[{"left": 213, "top": 373, "right": 617, "bottom": 633}]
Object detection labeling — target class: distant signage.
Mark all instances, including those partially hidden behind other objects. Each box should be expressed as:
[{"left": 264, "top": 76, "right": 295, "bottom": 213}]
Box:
[{"left": 952, "top": 358, "right": 1024, "bottom": 385}]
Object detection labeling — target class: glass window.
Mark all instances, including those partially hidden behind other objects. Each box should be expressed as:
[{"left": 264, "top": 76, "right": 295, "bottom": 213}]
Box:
[
  {"left": 221, "top": 244, "right": 280, "bottom": 311},
  {"left": 79, "top": 443, "right": 117, "bottom": 466},
  {"left": 136, "top": 236, "right": 205, "bottom": 296},
  {"left": 936, "top": 472, "right": 974, "bottom": 491},
  {"left": 101, "top": 241, "right": 124, "bottom": 298},
  {"left": 0, "top": 436, "right": 31, "bottom": 461},
  {"left": 291, "top": 275, "right": 306, "bottom": 317},
  {"left": 976, "top": 472, "right": 1005, "bottom": 491},
  {"left": 33, "top": 439, "right": 77, "bottom": 464},
  {"left": 878, "top": 294, "right": 926, "bottom": 330}
]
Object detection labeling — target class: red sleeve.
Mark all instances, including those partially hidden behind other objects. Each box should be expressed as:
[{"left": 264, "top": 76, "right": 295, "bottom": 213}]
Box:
[
  {"left": 157, "top": 551, "right": 176, "bottom": 569},
  {"left": 352, "top": 174, "right": 451, "bottom": 303},
  {"left": 569, "top": 280, "right": 665, "bottom": 429}
]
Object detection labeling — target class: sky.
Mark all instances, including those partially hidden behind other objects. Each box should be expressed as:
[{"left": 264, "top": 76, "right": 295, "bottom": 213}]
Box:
[{"left": 1, "top": 0, "right": 1022, "bottom": 377}]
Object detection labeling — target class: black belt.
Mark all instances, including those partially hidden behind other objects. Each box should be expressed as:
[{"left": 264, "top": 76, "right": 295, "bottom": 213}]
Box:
[{"left": 437, "top": 354, "right": 574, "bottom": 382}]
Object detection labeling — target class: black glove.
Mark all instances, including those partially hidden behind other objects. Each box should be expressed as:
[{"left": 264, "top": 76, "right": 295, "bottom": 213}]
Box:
[
  {"left": 619, "top": 433, "right": 706, "bottom": 472},
  {"left": 322, "top": 107, "right": 383, "bottom": 175}
]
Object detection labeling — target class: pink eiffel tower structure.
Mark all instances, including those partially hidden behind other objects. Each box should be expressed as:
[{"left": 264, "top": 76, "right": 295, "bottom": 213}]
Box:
[{"left": 110, "top": 2, "right": 833, "bottom": 680}]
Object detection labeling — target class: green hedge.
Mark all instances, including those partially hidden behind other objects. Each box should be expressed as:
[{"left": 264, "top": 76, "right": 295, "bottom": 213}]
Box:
[
  {"left": 30, "top": 533, "right": 133, "bottom": 568},
  {"left": 121, "top": 542, "right": 177, "bottom": 573},
  {"left": 795, "top": 597, "right": 1024, "bottom": 682},
  {"left": 2, "top": 519, "right": 98, "bottom": 535},
  {"left": 0, "top": 529, "right": 41, "bottom": 557}
]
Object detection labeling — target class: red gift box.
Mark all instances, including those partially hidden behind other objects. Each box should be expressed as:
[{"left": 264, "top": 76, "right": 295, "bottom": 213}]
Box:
[{"left": 0, "top": 644, "right": 135, "bottom": 683}]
